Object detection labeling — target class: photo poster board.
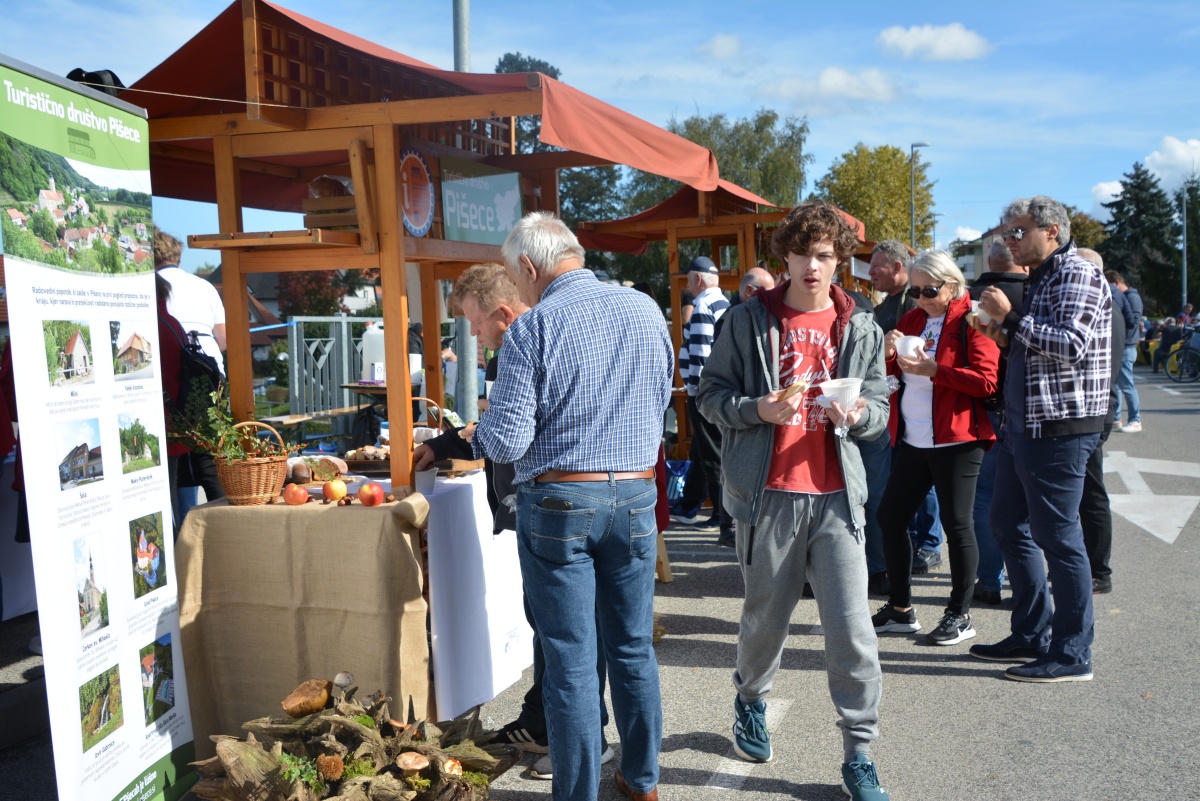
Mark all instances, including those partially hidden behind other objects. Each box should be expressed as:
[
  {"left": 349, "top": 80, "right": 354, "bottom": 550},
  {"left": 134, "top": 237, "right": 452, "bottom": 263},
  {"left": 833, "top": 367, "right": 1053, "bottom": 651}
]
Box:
[
  {"left": 439, "top": 155, "right": 523, "bottom": 246},
  {"left": 0, "top": 54, "right": 196, "bottom": 801}
]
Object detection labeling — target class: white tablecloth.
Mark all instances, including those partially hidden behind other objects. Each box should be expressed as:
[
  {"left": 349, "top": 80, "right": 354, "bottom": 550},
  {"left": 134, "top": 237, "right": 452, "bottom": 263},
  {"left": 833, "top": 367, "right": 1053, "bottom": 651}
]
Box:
[{"left": 424, "top": 471, "right": 533, "bottom": 719}]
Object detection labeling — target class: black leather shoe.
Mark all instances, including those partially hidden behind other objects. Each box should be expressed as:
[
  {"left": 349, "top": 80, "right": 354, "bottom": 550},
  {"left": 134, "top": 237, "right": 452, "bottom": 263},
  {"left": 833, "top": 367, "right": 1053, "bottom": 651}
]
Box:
[
  {"left": 974, "top": 583, "right": 1002, "bottom": 606},
  {"left": 1092, "top": 576, "right": 1112, "bottom": 594},
  {"left": 911, "top": 548, "right": 942, "bottom": 574}
]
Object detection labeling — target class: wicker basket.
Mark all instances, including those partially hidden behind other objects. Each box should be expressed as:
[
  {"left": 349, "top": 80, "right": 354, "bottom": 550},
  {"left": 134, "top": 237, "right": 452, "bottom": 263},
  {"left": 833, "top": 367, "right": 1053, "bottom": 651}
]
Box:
[{"left": 213, "top": 421, "right": 288, "bottom": 506}]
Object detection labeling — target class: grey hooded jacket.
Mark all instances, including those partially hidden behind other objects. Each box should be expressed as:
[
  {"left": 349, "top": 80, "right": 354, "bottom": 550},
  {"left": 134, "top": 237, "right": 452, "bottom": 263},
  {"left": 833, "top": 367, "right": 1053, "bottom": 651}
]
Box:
[{"left": 696, "top": 284, "right": 888, "bottom": 532}]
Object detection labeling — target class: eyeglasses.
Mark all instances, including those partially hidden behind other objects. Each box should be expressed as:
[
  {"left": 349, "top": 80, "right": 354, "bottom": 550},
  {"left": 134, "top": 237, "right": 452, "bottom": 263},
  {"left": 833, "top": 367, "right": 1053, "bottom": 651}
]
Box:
[
  {"left": 906, "top": 283, "right": 946, "bottom": 300},
  {"left": 1000, "top": 225, "right": 1044, "bottom": 242}
]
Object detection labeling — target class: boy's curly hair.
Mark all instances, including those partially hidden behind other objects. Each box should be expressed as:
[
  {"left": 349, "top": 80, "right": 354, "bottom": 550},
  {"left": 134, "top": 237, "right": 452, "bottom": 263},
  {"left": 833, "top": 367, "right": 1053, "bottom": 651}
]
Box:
[{"left": 770, "top": 201, "right": 859, "bottom": 267}]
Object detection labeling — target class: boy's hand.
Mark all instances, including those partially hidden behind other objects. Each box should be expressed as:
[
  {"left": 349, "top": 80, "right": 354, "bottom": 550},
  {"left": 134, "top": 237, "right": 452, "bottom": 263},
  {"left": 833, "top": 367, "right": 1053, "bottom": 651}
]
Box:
[
  {"left": 757, "top": 387, "right": 804, "bottom": 425},
  {"left": 828, "top": 397, "right": 867, "bottom": 430}
]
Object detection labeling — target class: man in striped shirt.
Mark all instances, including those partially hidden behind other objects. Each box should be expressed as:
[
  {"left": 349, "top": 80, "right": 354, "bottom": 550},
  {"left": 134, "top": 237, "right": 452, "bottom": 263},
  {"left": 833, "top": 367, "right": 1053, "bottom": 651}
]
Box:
[
  {"left": 473, "top": 212, "right": 673, "bottom": 801},
  {"left": 674, "top": 257, "right": 734, "bottom": 544}
]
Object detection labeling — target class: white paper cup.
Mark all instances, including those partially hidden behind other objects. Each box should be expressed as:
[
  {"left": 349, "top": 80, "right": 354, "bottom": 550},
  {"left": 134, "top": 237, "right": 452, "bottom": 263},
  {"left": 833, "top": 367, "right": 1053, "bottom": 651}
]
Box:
[
  {"left": 414, "top": 469, "right": 437, "bottom": 494},
  {"left": 896, "top": 336, "right": 925, "bottom": 359},
  {"left": 818, "top": 378, "right": 863, "bottom": 409}
]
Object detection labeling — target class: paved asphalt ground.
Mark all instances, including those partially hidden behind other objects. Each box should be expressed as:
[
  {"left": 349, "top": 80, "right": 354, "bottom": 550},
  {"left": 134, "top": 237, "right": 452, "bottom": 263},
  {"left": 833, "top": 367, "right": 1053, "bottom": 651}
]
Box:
[{"left": 1, "top": 366, "right": 1198, "bottom": 800}]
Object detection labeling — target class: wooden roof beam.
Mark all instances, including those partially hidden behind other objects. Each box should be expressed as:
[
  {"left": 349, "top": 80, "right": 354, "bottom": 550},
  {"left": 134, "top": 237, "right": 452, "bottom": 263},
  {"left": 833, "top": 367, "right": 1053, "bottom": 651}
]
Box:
[{"left": 149, "top": 142, "right": 302, "bottom": 180}]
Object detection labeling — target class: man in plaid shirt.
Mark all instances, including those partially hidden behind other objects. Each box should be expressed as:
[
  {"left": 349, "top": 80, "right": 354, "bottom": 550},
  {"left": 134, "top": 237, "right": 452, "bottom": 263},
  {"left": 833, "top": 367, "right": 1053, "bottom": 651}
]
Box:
[{"left": 970, "top": 195, "right": 1112, "bottom": 683}]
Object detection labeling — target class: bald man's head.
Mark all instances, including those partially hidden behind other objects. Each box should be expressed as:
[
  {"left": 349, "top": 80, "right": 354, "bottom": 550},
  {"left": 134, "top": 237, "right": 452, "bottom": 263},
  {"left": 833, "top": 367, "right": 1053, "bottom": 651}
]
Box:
[{"left": 740, "top": 267, "right": 775, "bottom": 301}]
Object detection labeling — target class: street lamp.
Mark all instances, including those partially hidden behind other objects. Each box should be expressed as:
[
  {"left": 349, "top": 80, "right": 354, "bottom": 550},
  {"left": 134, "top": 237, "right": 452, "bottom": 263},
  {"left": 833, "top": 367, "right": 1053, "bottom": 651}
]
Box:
[{"left": 910, "top": 141, "right": 930, "bottom": 249}]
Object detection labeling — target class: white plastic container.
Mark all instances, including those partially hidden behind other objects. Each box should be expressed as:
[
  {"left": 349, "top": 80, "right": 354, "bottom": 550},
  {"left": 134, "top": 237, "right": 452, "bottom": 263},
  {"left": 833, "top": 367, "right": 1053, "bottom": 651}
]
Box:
[{"left": 361, "top": 323, "right": 386, "bottom": 381}]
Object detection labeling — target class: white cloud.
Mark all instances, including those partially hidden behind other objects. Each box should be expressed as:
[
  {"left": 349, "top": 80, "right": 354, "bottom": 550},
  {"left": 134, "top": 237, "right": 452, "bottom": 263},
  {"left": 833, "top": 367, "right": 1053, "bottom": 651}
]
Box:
[
  {"left": 1145, "top": 135, "right": 1200, "bottom": 189},
  {"left": 697, "top": 34, "right": 740, "bottom": 61},
  {"left": 769, "top": 67, "right": 898, "bottom": 105},
  {"left": 955, "top": 226, "right": 982, "bottom": 242},
  {"left": 1091, "top": 181, "right": 1123, "bottom": 220},
  {"left": 877, "top": 23, "right": 994, "bottom": 61}
]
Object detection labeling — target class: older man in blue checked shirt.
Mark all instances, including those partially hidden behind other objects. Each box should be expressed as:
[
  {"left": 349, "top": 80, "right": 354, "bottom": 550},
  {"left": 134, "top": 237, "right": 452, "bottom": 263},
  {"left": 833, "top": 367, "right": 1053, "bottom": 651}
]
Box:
[{"left": 471, "top": 212, "right": 673, "bottom": 801}]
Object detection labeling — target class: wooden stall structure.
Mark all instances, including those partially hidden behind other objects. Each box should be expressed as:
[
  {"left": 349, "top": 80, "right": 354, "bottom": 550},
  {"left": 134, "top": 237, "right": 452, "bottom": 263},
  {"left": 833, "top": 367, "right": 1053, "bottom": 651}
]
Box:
[{"left": 124, "top": 0, "right": 723, "bottom": 488}]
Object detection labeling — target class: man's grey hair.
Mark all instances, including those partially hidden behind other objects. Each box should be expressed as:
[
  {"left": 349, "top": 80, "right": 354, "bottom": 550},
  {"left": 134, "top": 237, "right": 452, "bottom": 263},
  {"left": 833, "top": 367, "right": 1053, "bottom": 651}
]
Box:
[
  {"left": 1002, "top": 195, "right": 1072, "bottom": 245},
  {"left": 910, "top": 250, "right": 967, "bottom": 300},
  {"left": 1078, "top": 248, "right": 1104, "bottom": 269},
  {"left": 872, "top": 239, "right": 910, "bottom": 269},
  {"left": 500, "top": 211, "right": 586, "bottom": 279},
  {"left": 988, "top": 240, "right": 1014, "bottom": 268},
  {"left": 695, "top": 272, "right": 719, "bottom": 288}
]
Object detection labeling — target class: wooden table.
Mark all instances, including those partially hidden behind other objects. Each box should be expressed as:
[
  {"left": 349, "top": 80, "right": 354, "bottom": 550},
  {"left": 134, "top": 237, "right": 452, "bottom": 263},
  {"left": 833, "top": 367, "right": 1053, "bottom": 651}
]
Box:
[{"left": 175, "top": 495, "right": 432, "bottom": 759}]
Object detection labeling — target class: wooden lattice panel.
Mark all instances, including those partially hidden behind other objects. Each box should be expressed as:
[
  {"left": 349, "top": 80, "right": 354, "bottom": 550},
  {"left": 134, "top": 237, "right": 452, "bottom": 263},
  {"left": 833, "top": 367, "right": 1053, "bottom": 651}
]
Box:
[{"left": 255, "top": 13, "right": 512, "bottom": 157}]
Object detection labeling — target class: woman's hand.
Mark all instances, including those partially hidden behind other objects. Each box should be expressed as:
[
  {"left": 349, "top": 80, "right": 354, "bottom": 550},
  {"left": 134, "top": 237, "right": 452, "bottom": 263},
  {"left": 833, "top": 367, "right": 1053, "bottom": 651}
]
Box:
[
  {"left": 884, "top": 329, "right": 904, "bottom": 360},
  {"left": 896, "top": 347, "right": 937, "bottom": 378},
  {"left": 757, "top": 387, "right": 805, "bottom": 425}
]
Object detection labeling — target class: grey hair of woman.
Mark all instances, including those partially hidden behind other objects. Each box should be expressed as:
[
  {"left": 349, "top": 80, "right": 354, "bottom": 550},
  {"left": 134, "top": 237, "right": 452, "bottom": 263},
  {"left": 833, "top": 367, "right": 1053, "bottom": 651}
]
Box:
[
  {"left": 1001, "top": 195, "right": 1072, "bottom": 245},
  {"left": 910, "top": 250, "right": 967, "bottom": 300},
  {"left": 500, "top": 211, "right": 585, "bottom": 279}
]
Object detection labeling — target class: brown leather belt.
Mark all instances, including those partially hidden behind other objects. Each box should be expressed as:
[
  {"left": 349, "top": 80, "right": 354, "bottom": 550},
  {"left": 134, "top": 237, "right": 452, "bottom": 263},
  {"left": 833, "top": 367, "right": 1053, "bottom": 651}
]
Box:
[{"left": 535, "top": 469, "right": 654, "bottom": 483}]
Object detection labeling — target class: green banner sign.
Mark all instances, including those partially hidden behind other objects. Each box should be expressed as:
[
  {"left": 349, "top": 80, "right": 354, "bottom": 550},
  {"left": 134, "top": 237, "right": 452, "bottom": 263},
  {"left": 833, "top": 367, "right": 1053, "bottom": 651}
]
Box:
[
  {"left": 440, "top": 156, "right": 523, "bottom": 246},
  {"left": 0, "top": 63, "right": 149, "bottom": 170}
]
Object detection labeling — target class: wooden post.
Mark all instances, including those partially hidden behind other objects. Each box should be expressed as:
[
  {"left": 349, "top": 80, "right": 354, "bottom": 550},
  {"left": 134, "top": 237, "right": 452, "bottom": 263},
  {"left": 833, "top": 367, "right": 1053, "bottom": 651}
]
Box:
[
  {"left": 420, "top": 262, "right": 444, "bottom": 409},
  {"left": 374, "top": 123, "right": 414, "bottom": 489},
  {"left": 212, "top": 136, "right": 253, "bottom": 420}
]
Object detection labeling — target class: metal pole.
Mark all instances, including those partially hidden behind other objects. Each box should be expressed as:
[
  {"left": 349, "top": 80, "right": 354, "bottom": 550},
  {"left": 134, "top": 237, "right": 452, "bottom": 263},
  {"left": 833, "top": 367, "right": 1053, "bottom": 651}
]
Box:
[
  {"left": 451, "top": 0, "right": 478, "bottom": 421},
  {"left": 1184, "top": 176, "right": 1189, "bottom": 311}
]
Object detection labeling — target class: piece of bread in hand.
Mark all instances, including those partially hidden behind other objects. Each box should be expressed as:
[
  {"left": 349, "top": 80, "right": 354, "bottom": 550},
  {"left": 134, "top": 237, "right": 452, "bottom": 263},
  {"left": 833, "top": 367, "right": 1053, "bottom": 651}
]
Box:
[{"left": 780, "top": 379, "right": 807, "bottom": 399}]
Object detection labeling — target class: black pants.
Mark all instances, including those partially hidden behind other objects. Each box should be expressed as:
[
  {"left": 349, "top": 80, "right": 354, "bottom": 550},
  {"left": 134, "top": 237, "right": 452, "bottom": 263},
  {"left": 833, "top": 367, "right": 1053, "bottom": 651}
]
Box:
[
  {"left": 684, "top": 395, "right": 731, "bottom": 529},
  {"left": 879, "top": 441, "right": 985, "bottom": 615},
  {"left": 185, "top": 451, "right": 225, "bottom": 501},
  {"left": 1080, "top": 431, "right": 1112, "bottom": 581}
]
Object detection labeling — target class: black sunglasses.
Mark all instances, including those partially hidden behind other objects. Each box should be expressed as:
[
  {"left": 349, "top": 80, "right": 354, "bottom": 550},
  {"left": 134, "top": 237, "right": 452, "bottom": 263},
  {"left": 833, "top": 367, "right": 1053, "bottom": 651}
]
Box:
[{"left": 906, "top": 283, "right": 945, "bottom": 300}]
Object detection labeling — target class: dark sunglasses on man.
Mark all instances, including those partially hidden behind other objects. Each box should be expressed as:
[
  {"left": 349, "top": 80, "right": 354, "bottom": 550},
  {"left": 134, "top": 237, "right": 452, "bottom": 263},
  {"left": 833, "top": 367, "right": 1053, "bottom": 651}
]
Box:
[
  {"left": 906, "top": 283, "right": 945, "bottom": 300},
  {"left": 1000, "top": 225, "right": 1044, "bottom": 242}
]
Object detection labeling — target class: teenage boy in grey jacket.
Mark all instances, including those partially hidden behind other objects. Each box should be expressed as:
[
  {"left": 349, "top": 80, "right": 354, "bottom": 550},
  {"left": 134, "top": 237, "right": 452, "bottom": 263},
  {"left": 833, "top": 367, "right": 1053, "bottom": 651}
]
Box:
[{"left": 698, "top": 201, "right": 891, "bottom": 801}]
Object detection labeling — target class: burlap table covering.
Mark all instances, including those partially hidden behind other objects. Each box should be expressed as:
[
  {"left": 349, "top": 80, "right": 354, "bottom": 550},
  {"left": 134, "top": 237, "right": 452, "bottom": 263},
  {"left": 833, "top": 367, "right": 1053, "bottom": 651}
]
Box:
[{"left": 176, "top": 493, "right": 431, "bottom": 759}]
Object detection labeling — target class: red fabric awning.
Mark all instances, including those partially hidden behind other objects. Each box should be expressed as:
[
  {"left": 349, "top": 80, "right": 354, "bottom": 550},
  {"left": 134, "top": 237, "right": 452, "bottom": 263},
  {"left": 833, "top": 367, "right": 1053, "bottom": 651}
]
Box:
[{"left": 122, "top": 0, "right": 719, "bottom": 211}]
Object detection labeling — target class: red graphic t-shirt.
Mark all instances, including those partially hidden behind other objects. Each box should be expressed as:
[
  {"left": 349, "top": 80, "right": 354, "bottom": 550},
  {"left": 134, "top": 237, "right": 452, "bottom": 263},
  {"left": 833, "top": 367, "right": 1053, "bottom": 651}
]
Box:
[{"left": 764, "top": 300, "right": 845, "bottom": 494}]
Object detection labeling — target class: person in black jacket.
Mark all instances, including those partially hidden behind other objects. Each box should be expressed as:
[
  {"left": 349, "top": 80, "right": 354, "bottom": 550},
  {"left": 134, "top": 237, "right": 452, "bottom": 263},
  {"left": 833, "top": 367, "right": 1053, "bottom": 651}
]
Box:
[{"left": 967, "top": 241, "right": 1029, "bottom": 605}]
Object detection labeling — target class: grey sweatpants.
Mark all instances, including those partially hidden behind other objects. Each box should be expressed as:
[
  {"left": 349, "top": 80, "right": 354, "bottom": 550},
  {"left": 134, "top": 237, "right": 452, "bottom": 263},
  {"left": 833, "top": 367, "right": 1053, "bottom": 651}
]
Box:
[{"left": 733, "top": 489, "right": 883, "bottom": 758}]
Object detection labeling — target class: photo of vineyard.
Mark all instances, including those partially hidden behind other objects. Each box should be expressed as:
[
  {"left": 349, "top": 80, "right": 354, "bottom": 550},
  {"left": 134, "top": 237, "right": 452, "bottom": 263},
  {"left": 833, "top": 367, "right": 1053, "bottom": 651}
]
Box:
[
  {"left": 1, "top": 131, "right": 154, "bottom": 274},
  {"left": 78, "top": 664, "right": 123, "bottom": 753}
]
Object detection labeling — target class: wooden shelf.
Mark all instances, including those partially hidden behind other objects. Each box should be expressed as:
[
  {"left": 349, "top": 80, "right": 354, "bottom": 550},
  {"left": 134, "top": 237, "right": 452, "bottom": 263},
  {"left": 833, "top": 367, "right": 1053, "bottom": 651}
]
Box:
[{"left": 188, "top": 229, "right": 360, "bottom": 250}]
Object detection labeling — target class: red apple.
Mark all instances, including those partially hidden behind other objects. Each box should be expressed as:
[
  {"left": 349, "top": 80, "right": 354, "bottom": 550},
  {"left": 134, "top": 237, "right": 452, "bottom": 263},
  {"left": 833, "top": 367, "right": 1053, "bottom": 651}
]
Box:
[
  {"left": 323, "top": 479, "right": 348, "bottom": 501},
  {"left": 357, "top": 482, "right": 385, "bottom": 507},
  {"left": 282, "top": 484, "right": 309, "bottom": 506}
]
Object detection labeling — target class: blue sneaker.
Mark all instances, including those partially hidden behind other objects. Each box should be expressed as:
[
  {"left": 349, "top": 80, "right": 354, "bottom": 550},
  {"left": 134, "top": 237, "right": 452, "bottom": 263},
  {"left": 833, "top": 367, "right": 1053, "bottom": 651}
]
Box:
[
  {"left": 732, "top": 696, "right": 771, "bottom": 762},
  {"left": 1004, "top": 657, "right": 1093, "bottom": 683},
  {"left": 841, "top": 753, "right": 890, "bottom": 800},
  {"left": 670, "top": 505, "right": 703, "bottom": 525}
]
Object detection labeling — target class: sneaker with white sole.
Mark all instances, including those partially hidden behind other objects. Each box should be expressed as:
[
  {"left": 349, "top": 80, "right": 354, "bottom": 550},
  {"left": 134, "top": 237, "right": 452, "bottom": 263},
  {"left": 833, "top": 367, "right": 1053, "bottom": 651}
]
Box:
[
  {"left": 732, "top": 695, "right": 772, "bottom": 762},
  {"left": 1120, "top": 420, "right": 1142, "bottom": 433},
  {"left": 925, "top": 609, "right": 976, "bottom": 645},
  {"left": 530, "top": 741, "right": 613, "bottom": 780},
  {"left": 871, "top": 604, "right": 921, "bottom": 633},
  {"left": 841, "top": 753, "right": 891, "bottom": 800},
  {"left": 494, "top": 720, "right": 549, "bottom": 753}
]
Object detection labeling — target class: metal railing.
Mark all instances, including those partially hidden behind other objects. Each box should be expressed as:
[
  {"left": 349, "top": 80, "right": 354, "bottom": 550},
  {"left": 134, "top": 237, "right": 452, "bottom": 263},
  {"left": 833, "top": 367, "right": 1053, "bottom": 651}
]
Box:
[{"left": 286, "top": 315, "right": 382, "bottom": 416}]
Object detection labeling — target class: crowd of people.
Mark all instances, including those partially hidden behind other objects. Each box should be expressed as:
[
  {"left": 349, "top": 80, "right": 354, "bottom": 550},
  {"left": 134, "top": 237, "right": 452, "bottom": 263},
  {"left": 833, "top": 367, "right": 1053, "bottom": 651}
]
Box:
[{"left": 379, "top": 197, "right": 1137, "bottom": 801}]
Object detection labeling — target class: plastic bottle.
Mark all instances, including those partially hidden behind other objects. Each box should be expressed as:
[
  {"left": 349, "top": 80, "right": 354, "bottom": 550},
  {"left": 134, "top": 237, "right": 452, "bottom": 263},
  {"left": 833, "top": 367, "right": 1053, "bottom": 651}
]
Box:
[{"left": 361, "top": 323, "right": 386, "bottom": 381}]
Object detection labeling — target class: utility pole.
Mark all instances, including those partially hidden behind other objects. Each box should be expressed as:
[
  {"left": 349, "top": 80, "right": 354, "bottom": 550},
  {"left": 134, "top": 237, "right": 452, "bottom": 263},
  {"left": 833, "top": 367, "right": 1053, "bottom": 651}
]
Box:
[{"left": 452, "top": 0, "right": 478, "bottom": 422}]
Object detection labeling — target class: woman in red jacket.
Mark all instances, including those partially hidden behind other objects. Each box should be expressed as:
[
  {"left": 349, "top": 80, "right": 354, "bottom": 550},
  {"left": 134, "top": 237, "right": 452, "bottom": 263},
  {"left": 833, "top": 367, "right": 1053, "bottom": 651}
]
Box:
[{"left": 871, "top": 250, "right": 1000, "bottom": 646}]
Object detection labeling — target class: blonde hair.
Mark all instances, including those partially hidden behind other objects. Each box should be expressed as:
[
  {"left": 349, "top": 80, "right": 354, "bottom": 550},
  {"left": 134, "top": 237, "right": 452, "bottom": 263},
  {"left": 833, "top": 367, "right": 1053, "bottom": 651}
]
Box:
[
  {"left": 452, "top": 262, "right": 521, "bottom": 314},
  {"left": 910, "top": 250, "right": 966, "bottom": 300}
]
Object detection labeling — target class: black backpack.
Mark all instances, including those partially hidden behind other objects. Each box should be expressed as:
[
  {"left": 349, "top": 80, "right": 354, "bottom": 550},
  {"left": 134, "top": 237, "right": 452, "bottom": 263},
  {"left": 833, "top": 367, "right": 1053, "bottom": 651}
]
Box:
[{"left": 161, "top": 321, "right": 223, "bottom": 431}]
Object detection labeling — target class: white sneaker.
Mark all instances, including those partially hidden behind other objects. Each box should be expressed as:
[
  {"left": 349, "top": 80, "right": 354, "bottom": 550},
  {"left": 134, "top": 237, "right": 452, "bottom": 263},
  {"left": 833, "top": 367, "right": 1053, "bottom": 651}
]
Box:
[
  {"left": 530, "top": 743, "right": 614, "bottom": 780},
  {"left": 1120, "top": 420, "right": 1142, "bottom": 433}
]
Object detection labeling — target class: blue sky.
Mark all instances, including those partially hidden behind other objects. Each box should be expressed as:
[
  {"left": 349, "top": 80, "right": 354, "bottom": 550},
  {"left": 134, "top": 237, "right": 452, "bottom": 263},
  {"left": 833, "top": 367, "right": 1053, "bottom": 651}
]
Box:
[{"left": 3, "top": 1, "right": 1198, "bottom": 272}]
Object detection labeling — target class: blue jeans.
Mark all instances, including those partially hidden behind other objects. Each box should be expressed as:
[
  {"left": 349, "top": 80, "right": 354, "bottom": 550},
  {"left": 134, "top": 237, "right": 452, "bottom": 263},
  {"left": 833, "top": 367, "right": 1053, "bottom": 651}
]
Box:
[
  {"left": 860, "top": 433, "right": 892, "bottom": 575},
  {"left": 1114, "top": 345, "right": 1140, "bottom": 423},
  {"left": 990, "top": 432, "right": 1099, "bottom": 664},
  {"left": 972, "top": 412, "right": 1019, "bottom": 592},
  {"left": 516, "top": 477, "right": 662, "bottom": 800}
]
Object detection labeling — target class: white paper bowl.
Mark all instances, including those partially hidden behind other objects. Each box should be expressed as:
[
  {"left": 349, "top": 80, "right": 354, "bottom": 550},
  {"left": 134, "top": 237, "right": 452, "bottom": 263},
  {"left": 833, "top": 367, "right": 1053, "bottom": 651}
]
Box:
[
  {"left": 818, "top": 378, "right": 863, "bottom": 409},
  {"left": 896, "top": 336, "right": 925, "bottom": 359}
]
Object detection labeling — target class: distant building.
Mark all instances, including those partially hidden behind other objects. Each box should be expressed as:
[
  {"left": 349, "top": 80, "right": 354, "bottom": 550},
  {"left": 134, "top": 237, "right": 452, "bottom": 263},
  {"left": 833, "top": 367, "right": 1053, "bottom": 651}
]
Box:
[
  {"left": 38, "top": 177, "right": 64, "bottom": 212},
  {"left": 117, "top": 331, "right": 152, "bottom": 370},
  {"left": 60, "top": 442, "right": 89, "bottom": 481},
  {"left": 5, "top": 209, "right": 26, "bottom": 228},
  {"left": 80, "top": 551, "right": 103, "bottom": 616},
  {"left": 65, "top": 330, "right": 91, "bottom": 377},
  {"left": 141, "top": 654, "right": 157, "bottom": 688},
  {"left": 86, "top": 446, "right": 103, "bottom": 478}
]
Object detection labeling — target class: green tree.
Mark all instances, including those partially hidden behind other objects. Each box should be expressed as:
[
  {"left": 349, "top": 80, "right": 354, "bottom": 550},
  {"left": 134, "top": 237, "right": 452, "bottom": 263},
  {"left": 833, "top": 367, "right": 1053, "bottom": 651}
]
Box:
[
  {"left": 29, "top": 208, "right": 56, "bottom": 242},
  {"left": 494, "top": 52, "right": 562, "bottom": 154},
  {"left": 813, "top": 143, "right": 936, "bottom": 248},
  {"left": 1175, "top": 173, "right": 1200, "bottom": 311},
  {"left": 1099, "top": 162, "right": 1179, "bottom": 314},
  {"left": 1067, "top": 207, "right": 1107, "bottom": 250}
]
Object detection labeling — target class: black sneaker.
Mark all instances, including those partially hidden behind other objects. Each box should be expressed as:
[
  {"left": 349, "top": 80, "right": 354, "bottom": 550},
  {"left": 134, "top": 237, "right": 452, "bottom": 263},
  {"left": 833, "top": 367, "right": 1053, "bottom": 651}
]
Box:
[
  {"left": 867, "top": 571, "right": 890, "bottom": 597},
  {"left": 911, "top": 548, "right": 942, "bottom": 574},
  {"left": 871, "top": 604, "right": 921, "bottom": 633},
  {"left": 1092, "top": 576, "right": 1112, "bottom": 594},
  {"left": 974, "top": 583, "right": 1002, "bottom": 606},
  {"left": 717, "top": 529, "right": 736, "bottom": 548},
  {"left": 494, "top": 719, "right": 549, "bottom": 753},
  {"left": 1004, "top": 657, "right": 1093, "bottom": 683},
  {"left": 926, "top": 610, "right": 976, "bottom": 645},
  {"left": 968, "top": 635, "right": 1049, "bottom": 663}
]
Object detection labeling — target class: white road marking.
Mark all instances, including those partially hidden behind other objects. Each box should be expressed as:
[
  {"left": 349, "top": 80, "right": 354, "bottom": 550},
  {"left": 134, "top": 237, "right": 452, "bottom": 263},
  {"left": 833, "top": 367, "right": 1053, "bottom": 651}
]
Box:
[
  {"left": 704, "top": 699, "right": 794, "bottom": 792},
  {"left": 1104, "top": 451, "right": 1200, "bottom": 544},
  {"left": 1158, "top": 385, "right": 1182, "bottom": 396}
]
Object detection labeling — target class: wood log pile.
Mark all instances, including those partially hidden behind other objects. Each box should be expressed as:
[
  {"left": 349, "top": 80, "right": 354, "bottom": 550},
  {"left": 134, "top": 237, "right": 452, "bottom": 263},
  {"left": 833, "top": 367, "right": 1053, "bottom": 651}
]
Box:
[{"left": 191, "top": 674, "right": 520, "bottom": 801}]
